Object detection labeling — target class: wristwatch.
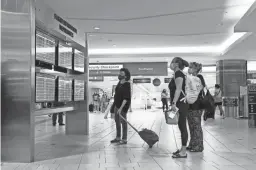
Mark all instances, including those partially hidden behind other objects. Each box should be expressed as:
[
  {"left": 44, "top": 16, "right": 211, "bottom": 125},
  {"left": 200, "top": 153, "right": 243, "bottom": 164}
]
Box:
[{"left": 172, "top": 102, "right": 176, "bottom": 105}]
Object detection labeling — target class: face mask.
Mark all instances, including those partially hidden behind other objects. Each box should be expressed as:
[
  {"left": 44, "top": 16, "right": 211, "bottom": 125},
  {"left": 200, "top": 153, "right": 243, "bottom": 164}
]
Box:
[{"left": 118, "top": 75, "right": 125, "bottom": 80}]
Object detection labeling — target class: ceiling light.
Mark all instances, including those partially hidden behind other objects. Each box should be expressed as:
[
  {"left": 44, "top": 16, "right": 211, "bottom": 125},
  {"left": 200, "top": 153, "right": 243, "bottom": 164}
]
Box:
[
  {"left": 113, "top": 44, "right": 116, "bottom": 47},
  {"left": 93, "top": 26, "right": 100, "bottom": 30}
]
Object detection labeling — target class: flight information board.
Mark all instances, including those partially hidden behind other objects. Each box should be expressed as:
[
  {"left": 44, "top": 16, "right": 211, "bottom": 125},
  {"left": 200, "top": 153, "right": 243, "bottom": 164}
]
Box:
[
  {"left": 74, "top": 80, "right": 85, "bottom": 101},
  {"left": 74, "top": 49, "right": 84, "bottom": 72},
  {"left": 36, "top": 73, "right": 56, "bottom": 102},
  {"left": 36, "top": 32, "right": 56, "bottom": 64},
  {"left": 58, "top": 43, "right": 72, "bottom": 69},
  {"left": 58, "top": 77, "right": 72, "bottom": 102}
]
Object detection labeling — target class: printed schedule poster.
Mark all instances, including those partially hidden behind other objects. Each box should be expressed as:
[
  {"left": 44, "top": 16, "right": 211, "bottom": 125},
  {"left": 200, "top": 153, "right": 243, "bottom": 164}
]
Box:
[{"left": 248, "top": 84, "right": 256, "bottom": 114}]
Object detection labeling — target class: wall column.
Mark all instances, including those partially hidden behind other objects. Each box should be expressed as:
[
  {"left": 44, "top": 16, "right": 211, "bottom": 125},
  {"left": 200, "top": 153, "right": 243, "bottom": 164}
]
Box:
[
  {"left": 1, "top": 0, "right": 36, "bottom": 162},
  {"left": 216, "top": 60, "right": 247, "bottom": 97}
]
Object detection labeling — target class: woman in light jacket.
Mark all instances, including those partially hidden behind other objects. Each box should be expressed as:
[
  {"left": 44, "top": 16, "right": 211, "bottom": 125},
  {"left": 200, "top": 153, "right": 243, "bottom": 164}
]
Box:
[{"left": 187, "top": 62, "right": 205, "bottom": 152}]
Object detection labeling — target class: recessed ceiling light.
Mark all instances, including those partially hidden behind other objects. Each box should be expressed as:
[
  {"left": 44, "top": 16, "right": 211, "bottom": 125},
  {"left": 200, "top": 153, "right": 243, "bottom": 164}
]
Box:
[
  {"left": 113, "top": 44, "right": 117, "bottom": 47},
  {"left": 94, "top": 26, "right": 100, "bottom": 30}
]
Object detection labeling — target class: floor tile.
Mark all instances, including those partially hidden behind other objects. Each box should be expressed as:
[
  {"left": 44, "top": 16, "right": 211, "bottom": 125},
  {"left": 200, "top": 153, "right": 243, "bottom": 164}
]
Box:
[{"left": 2, "top": 110, "right": 256, "bottom": 170}]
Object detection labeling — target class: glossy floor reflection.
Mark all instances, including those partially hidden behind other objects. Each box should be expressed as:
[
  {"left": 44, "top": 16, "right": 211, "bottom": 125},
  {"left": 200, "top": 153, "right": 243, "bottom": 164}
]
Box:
[{"left": 2, "top": 109, "right": 256, "bottom": 170}]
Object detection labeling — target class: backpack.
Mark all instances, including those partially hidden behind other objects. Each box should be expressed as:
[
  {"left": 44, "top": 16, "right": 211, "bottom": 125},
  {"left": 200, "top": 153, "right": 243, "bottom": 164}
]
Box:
[{"left": 179, "top": 73, "right": 202, "bottom": 104}]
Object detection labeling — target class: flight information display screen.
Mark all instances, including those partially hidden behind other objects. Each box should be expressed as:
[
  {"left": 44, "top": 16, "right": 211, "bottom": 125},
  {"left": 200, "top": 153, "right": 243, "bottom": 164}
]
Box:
[
  {"left": 74, "top": 49, "right": 84, "bottom": 72},
  {"left": 58, "top": 43, "right": 72, "bottom": 69},
  {"left": 36, "top": 73, "right": 56, "bottom": 102},
  {"left": 74, "top": 80, "right": 85, "bottom": 101},
  {"left": 36, "top": 32, "right": 56, "bottom": 64},
  {"left": 58, "top": 77, "right": 72, "bottom": 102}
]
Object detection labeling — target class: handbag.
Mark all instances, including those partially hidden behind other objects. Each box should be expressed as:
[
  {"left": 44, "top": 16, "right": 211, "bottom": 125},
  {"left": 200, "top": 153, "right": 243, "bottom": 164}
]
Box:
[
  {"left": 198, "top": 88, "right": 215, "bottom": 111},
  {"left": 164, "top": 109, "right": 179, "bottom": 125}
]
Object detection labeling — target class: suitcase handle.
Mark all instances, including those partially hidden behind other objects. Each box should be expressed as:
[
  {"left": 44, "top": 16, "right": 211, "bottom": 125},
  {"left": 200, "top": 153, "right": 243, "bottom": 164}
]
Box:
[{"left": 118, "top": 113, "right": 139, "bottom": 133}]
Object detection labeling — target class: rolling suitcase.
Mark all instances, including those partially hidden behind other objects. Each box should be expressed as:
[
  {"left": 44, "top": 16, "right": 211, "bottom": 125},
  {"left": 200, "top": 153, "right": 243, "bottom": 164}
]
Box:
[
  {"left": 89, "top": 104, "right": 94, "bottom": 112},
  {"left": 119, "top": 113, "right": 159, "bottom": 148}
]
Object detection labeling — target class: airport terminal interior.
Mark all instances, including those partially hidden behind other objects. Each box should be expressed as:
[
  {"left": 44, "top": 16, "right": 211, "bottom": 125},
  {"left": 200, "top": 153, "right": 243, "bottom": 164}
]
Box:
[{"left": 2, "top": 0, "right": 256, "bottom": 170}]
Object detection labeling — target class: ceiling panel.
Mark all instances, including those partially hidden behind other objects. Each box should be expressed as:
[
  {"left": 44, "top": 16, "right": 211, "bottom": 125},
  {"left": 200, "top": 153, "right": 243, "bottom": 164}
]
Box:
[
  {"left": 224, "top": 33, "right": 256, "bottom": 59},
  {"left": 44, "top": 0, "right": 254, "bottom": 20},
  {"left": 88, "top": 33, "right": 231, "bottom": 49},
  {"left": 42, "top": 0, "right": 256, "bottom": 64}
]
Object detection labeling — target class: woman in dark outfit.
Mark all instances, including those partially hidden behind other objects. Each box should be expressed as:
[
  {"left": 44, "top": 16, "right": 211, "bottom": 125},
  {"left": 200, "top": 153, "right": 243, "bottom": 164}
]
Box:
[
  {"left": 110, "top": 68, "right": 131, "bottom": 145},
  {"left": 187, "top": 62, "right": 205, "bottom": 152},
  {"left": 169, "top": 57, "right": 189, "bottom": 158}
]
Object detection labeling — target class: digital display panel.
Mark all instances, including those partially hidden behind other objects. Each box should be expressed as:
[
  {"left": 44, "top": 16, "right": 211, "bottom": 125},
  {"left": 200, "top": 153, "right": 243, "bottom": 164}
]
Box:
[
  {"left": 58, "top": 77, "right": 72, "bottom": 102},
  {"left": 74, "top": 49, "right": 84, "bottom": 72},
  {"left": 36, "top": 32, "right": 56, "bottom": 64},
  {"left": 74, "top": 80, "right": 85, "bottom": 101},
  {"left": 58, "top": 43, "right": 72, "bottom": 69},
  {"left": 36, "top": 73, "right": 56, "bottom": 102}
]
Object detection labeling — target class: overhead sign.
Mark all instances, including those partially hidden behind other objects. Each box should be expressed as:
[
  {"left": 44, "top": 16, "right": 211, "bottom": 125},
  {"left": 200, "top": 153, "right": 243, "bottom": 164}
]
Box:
[
  {"left": 54, "top": 14, "right": 77, "bottom": 38},
  {"left": 133, "top": 78, "right": 151, "bottom": 84},
  {"left": 89, "top": 76, "right": 104, "bottom": 82},
  {"left": 164, "top": 78, "right": 172, "bottom": 83},
  {"left": 153, "top": 78, "right": 161, "bottom": 86},
  {"left": 124, "top": 62, "right": 167, "bottom": 76},
  {"left": 89, "top": 70, "right": 120, "bottom": 76},
  {"left": 89, "top": 64, "right": 123, "bottom": 71}
]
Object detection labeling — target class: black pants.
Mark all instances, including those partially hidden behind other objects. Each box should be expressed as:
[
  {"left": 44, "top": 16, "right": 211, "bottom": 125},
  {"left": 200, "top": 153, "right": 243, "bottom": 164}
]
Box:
[
  {"left": 177, "top": 102, "right": 189, "bottom": 146},
  {"left": 162, "top": 99, "right": 168, "bottom": 111},
  {"left": 114, "top": 107, "right": 128, "bottom": 140},
  {"left": 52, "top": 113, "right": 63, "bottom": 125}
]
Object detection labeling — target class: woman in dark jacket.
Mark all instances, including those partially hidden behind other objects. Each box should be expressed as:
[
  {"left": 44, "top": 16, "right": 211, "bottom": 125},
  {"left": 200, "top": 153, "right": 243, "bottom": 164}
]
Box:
[{"left": 187, "top": 62, "right": 206, "bottom": 152}]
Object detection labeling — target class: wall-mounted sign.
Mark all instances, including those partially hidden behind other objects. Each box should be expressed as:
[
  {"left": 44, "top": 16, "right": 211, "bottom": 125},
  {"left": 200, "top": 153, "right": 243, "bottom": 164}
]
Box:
[
  {"left": 89, "top": 70, "right": 120, "bottom": 76},
  {"left": 164, "top": 78, "right": 172, "bottom": 83},
  {"left": 133, "top": 78, "right": 151, "bottom": 84},
  {"left": 223, "top": 97, "right": 239, "bottom": 107},
  {"left": 89, "top": 76, "right": 104, "bottom": 82},
  {"left": 89, "top": 64, "right": 123, "bottom": 70},
  {"left": 54, "top": 13, "right": 77, "bottom": 38},
  {"left": 124, "top": 62, "right": 167, "bottom": 76},
  {"left": 248, "top": 84, "right": 256, "bottom": 114},
  {"left": 153, "top": 78, "right": 161, "bottom": 87}
]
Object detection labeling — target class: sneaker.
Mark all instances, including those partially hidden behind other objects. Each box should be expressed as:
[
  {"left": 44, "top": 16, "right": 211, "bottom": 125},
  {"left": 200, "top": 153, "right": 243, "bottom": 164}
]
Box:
[
  {"left": 59, "top": 123, "right": 65, "bottom": 126},
  {"left": 119, "top": 140, "right": 127, "bottom": 145},
  {"left": 110, "top": 138, "right": 121, "bottom": 143}
]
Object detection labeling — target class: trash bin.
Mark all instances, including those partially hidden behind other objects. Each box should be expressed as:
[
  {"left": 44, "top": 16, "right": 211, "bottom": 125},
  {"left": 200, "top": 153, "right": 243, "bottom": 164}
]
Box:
[{"left": 222, "top": 97, "right": 239, "bottom": 118}]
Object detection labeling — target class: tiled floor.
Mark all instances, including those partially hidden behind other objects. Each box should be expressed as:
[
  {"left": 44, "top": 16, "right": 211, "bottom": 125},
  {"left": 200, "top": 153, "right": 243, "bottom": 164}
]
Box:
[{"left": 2, "top": 109, "right": 256, "bottom": 170}]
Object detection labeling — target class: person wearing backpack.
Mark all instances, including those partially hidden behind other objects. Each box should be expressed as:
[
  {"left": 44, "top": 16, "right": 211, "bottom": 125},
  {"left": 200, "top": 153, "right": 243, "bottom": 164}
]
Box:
[
  {"left": 187, "top": 62, "right": 205, "bottom": 152},
  {"left": 169, "top": 57, "right": 189, "bottom": 159}
]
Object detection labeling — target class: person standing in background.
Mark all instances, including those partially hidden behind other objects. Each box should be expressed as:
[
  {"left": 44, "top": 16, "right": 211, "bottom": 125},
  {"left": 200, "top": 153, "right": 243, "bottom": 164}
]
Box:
[
  {"left": 161, "top": 89, "right": 169, "bottom": 112},
  {"left": 52, "top": 113, "right": 65, "bottom": 126},
  {"left": 101, "top": 92, "right": 109, "bottom": 113},
  {"left": 214, "top": 84, "right": 225, "bottom": 119},
  {"left": 93, "top": 92, "right": 100, "bottom": 112}
]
